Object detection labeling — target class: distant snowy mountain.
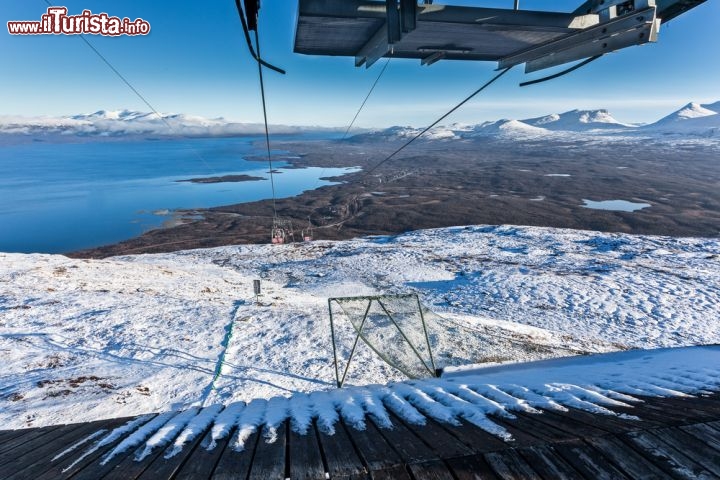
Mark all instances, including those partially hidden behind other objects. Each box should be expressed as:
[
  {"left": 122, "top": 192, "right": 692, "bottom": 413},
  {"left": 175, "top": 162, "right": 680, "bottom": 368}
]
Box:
[
  {"left": 349, "top": 102, "right": 720, "bottom": 142},
  {"left": 2, "top": 101, "right": 720, "bottom": 140},
  {"left": 522, "top": 109, "right": 633, "bottom": 131},
  {"left": 644, "top": 102, "right": 720, "bottom": 136},
  {"left": 648, "top": 114, "right": 720, "bottom": 137},
  {"left": 651, "top": 102, "right": 717, "bottom": 124},
  {"left": 0, "top": 110, "right": 342, "bottom": 138},
  {"left": 348, "top": 120, "right": 549, "bottom": 142},
  {"left": 351, "top": 119, "right": 550, "bottom": 143},
  {"left": 468, "top": 119, "right": 549, "bottom": 137},
  {"left": 70, "top": 109, "right": 157, "bottom": 122},
  {"left": 347, "top": 125, "right": 457, "bottom": 142}
]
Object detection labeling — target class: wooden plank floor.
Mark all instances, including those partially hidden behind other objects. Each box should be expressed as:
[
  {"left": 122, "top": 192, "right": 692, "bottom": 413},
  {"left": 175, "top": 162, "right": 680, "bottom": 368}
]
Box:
[{"left": 2, "top": 392, "right": 720, "bottom": 479}]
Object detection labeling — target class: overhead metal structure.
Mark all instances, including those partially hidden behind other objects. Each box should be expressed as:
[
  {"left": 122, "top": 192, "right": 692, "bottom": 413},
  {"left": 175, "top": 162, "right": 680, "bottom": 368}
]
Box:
[{"left": 294, "top": 0, "right": 706, "bottom": 72}]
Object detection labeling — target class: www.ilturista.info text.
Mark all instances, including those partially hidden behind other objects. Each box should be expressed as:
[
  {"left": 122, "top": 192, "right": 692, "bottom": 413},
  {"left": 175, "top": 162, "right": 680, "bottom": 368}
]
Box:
[{"left": 7, "top": 7, "right": 150, "bottom": 36}]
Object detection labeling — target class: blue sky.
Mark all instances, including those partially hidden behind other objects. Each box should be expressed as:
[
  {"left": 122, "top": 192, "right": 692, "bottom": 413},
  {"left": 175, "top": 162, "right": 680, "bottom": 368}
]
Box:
[{"left": 1, "top": 1, "right": 718, "bottom": 127}]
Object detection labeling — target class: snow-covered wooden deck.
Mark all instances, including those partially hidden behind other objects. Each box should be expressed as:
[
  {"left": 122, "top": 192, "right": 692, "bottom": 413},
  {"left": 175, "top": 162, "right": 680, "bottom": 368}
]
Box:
[{"left": 2, "top": 392, "right": 719, "bottom": 479}]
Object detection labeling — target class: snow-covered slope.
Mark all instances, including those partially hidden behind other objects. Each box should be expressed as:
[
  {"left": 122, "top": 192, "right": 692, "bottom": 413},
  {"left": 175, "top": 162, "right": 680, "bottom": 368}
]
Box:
[
  {"left": 522, "top": 109, "right": 633, "bottom": 131},
  {"left": 702, "top": 101, "right": 720, "bottom": 113},
  {"left": 347, "top": 125, "right": 457, "bottom": 142},
  {"left": 349, "top": 120, "right": 551, "bottom": 142},
  {"left": 654, "top": 114, "right": 720, "bottom": 136},
  {"left": 651, "top": 102, "right": 717, "bottom": 124},
  {"left": 644, "top": 102, "right": 720, "bottom": 136},
  {"left": 468, "top": 119, "right": 549, "bottom": 138},
  {"left": 2, "top": 225, "right": 719, "bottom": 430}
]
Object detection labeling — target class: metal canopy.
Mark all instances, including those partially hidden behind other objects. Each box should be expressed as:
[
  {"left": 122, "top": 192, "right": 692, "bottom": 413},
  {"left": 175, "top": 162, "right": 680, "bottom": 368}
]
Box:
[{"left": 293, "top": 0, "right": 706, "bottom": 72}]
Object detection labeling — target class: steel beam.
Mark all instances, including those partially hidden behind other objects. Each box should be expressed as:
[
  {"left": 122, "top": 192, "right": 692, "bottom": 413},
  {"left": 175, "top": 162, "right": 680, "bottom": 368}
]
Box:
[
  {"left": 526, "top": 17, "right": 659, "bottom": 72},
  {"left": 355, "top": 23, "right": 391, "bottom": 67},
  {"left": 499, "top": 6, "right": 657, "bottom": 70},
  {"left": 421, "top": 51, "right": 446, "bottom": 65},
  {"left": 386, "top": 0, "right": 402, "bottom": 43},
  {"left": 400, "top": 0, "right": 417, "bottom": 32}
]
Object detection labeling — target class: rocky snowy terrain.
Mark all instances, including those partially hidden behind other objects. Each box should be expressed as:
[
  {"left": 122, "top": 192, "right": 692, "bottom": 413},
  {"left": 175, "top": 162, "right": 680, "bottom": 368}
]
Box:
[{"left": 2, "top": 225, "right": 719, "bottom": 431}]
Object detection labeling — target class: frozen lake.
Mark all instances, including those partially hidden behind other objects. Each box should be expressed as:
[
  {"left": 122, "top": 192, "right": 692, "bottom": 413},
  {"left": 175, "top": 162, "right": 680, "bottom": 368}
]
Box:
[{"left": 582, "top": 199, "right": 652, "bottom": 212}]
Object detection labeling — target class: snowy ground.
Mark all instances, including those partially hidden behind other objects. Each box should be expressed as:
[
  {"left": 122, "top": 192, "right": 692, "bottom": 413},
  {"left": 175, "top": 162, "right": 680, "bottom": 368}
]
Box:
[{"left": 1, "top": 225, "right": 719, "bottom": 430}]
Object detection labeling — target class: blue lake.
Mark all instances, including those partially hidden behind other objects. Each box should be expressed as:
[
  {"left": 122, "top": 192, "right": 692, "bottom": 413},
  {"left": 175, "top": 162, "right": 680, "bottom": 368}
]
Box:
[{"left": 0, "top": 136, "right": 356, "bottom": 253}]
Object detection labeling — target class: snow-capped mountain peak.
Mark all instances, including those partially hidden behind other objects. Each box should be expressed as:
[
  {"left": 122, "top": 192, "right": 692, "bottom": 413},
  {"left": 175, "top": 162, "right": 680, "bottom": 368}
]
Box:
[
  {"left": 654, "top": 102, "right": 718, "bottom": 124},
  {"left": 346, "top": 125, "right": 458, "bottom": 142},
  {"left": 522, "top": 109, "right": 632, "bottom": 131},
  {"left": 528, "top": 113, "right": 561, "bottom": 125},
  {"left": 642, "top": 101, "right": 720, "bottom": 136},
  {"left": 71, "top": 109, "right": 154, "bottom": 121},
  {"left": 468, "top": 119, "right": 548, "bottom": 137}
]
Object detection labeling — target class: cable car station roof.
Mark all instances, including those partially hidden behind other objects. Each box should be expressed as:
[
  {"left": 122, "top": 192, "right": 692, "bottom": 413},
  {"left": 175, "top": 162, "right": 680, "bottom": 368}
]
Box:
[{"left": 293, "top": 0, "right": 706, "bottom": 72}]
